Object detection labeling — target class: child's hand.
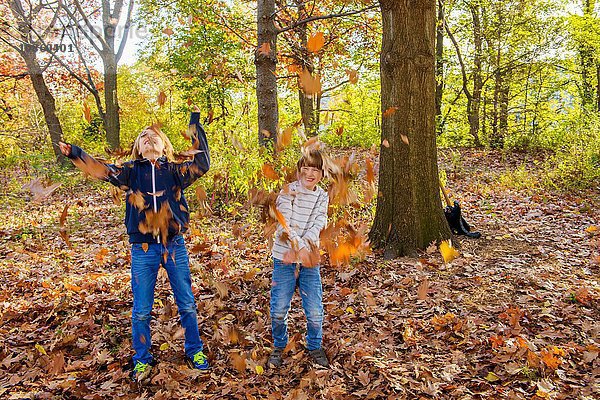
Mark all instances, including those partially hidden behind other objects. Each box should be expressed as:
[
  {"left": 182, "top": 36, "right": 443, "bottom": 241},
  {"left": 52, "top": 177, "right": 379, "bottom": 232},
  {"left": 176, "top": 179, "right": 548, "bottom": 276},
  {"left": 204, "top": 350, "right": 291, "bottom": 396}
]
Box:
[
  {"left": 58, "top": 141, "right": 71, "bottom": 157},
  {"left": 282, "top": 250, "right": 297, "bottom": 264},
  {"left": 298, "top": 248, "right": 316, "bottom": 267}
]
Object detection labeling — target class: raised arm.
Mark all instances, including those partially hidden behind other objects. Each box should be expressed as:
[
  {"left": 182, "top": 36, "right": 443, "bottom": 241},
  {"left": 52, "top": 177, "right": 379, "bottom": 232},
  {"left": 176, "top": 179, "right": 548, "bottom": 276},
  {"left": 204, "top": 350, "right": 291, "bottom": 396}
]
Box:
[
  {"left": 59, "top": 141, "right": 132, "bottom": 190},
  {"left": 176, "top": 112, "right": 211, "bottom": 189}
]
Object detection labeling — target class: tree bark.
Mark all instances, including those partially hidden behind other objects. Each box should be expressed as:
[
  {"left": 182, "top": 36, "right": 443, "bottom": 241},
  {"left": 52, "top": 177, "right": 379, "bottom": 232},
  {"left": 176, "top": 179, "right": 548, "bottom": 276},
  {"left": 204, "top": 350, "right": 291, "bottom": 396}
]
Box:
[
  {"left": 468, "top": 3, "right": 483, "bottom": 146},
  {"left": 8, "top": 0, "right": 64, "bottom": 162},
  {"left": 295, "top": 0, "right": 317, "bottom": 137},
  {"left": 255, "top": 0, "right": 279, "bottom": 147},
  {"left": 369, "top": 0, "right": 451, "bottom": 258},
  {"left": 435, "top": 0, "right": 444, "bottom": 136},
  {"left": 102, "top": 14, "right": 120, "bottom": 149}
]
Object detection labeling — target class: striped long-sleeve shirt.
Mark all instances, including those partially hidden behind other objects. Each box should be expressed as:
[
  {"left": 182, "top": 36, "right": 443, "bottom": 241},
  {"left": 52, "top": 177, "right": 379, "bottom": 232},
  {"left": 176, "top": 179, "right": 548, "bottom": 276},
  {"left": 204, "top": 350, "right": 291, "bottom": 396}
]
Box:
[{"left": 271, "top": 180, "right": 329, "bottom": 261}]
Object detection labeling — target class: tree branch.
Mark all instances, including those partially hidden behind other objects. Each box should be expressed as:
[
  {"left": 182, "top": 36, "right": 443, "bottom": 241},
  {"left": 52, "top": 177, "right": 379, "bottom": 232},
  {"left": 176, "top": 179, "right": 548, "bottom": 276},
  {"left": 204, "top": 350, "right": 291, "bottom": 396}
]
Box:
[{"left": 276, "top": 4, "right": 378, "bottom": 34}]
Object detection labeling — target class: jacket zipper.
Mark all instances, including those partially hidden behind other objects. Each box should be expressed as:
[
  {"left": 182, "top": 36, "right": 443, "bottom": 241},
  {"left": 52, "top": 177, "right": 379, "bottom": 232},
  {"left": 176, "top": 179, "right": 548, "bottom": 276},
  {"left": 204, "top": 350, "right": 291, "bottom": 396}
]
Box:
[{"left": 151, "top": 162, "right": 159, "bottom": 243}]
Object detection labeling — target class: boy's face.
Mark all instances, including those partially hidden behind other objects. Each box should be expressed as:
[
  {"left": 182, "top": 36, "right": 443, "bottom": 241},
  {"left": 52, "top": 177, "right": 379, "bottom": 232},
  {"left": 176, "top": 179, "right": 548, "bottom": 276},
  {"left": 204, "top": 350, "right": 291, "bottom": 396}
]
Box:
[
  {"left": 299, "top": 166, "right": 323, "bottom": 191},
  {"left": 138, "top": 129, "right": 165, "bottom": 160}
]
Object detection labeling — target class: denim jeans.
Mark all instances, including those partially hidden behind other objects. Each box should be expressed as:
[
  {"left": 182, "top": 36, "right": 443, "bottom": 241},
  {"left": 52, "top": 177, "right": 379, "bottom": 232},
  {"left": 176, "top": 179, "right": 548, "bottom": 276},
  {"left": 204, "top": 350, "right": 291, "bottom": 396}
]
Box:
[
  {"left": 270, "top": 257, "right": 324, "bottom": 351},
  {"left": 130, "top": 235, "right": 203, "bottom": 364}
]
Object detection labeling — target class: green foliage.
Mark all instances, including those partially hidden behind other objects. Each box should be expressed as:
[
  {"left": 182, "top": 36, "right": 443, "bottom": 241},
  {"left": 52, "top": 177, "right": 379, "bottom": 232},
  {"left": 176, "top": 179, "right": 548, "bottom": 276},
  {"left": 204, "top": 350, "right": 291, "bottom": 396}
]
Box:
[{"left": 320, "top": 74, "right": 381, "bottom": 148}]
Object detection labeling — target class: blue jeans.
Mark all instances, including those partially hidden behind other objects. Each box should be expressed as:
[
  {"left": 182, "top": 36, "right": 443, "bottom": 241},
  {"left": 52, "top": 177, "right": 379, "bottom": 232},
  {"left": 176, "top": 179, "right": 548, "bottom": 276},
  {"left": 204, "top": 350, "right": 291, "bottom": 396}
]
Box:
[
  {"left": 270, "top": 258, "right": 324, "bottom": 351},
  {"left": 130, "top": 235, "right": 203, "bottom": 364}
]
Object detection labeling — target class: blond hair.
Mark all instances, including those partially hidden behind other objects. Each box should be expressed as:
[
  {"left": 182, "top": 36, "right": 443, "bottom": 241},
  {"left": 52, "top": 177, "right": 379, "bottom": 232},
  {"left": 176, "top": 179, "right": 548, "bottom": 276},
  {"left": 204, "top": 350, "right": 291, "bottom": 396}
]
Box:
[{"left": 131, "top": 126, "right": 175, "bottom": 162}]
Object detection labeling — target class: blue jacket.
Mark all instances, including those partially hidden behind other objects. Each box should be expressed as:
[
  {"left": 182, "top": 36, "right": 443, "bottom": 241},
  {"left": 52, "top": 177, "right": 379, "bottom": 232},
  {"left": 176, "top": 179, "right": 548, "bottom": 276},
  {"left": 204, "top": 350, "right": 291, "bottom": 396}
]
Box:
[{"left": 68, "top": 112, "right": 210, "bottom": 243}]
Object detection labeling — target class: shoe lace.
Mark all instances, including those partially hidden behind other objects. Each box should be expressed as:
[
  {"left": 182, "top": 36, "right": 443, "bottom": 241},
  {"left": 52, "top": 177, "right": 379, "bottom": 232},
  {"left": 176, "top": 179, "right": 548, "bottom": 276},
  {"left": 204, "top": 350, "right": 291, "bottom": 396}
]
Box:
[
  {"left": 193, "top": 351, "right": 207, "bottom": 365},
  {"left": 133, "top": 362, "right": 149, "bottom": 374}
]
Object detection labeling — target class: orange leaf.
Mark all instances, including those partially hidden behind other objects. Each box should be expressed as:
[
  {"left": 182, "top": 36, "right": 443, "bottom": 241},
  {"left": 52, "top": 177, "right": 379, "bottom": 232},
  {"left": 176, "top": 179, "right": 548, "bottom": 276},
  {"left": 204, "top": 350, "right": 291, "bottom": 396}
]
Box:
[
  {"left": 258, "top": 42, "right": 271, "bottom": 56},
  {"left": 71, "top": 153, "right": 110, "bottom": 180},
  {"left": 347, "top": 69, "right": 358, "bottom": 84},
  {"left": 196, "top": 186, "right": 207, "bottom": 202},
  {"left": 541, "top": 349, "right": 562, "bottom": 370},
  {"left": 157, "top": 91, "right": 167, "bottom": 107},
  {"left": 279, "top": 127, "right": 293, "bottom": 148},
  {"left": 298, "top": 69, "right": 322, "bottom": 96},
  {"left": 83, "top": 102, "right": 91, "bottom": 123},
  {"left": 230, "top": 351, "right": 246, "bottom": 373},
  {"left": 307, "top": 32, "right": 325, "bottom": 53},
  {"left": 383, "top": 107, "right": 398, "bottom": 118},
  {"left": 336, "top": 126, "right": 344, "bottom": 136},
  {"left": 365, "top": 159, "right": 375, "bottom": 184},
  {"left": 262, "top": 164, "right": 280, "bottom": 181},
  {"left": 417, "top": 277, "right": 429, "bottom": 300},
  {"left": 269, "top": 205, "right": 290, "bottom": 234},
  {"left": 163, "top": 27, "right": 174, "bottom": 36}
]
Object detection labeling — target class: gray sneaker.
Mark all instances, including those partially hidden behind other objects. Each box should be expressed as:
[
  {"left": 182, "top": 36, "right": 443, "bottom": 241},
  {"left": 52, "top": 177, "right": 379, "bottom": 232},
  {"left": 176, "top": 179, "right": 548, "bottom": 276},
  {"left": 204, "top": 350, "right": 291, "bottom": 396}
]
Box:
[
  {"left": 268, "top": 347, "right": 284, "bottom": 368},
  {"left": 308, "top": 348, "right": 329, "bottom": 368}
]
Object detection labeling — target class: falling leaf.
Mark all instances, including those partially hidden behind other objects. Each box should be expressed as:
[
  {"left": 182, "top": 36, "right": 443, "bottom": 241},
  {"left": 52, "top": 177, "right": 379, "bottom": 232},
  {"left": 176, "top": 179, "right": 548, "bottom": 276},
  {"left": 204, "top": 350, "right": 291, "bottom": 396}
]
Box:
[
  {"left": 128, "top": 191, "right": 147, "bottom": 211},
  {"left": 298, "top": 69, "right": 322, "bottom": 96},
  {"left": 417, "top": 277, "right": 429, "bottom": 300},
  {"left": 162, "top": 27, "right": 174, "bottom": 36},
  {"left": 83, "top": 102, "right": 91, "bottom": 123},
  {"left": 159, "top": 342, "right": 170, "bottom": 351},
  {"left": 196, "top": 186, "right": 207, "bottom": 202},
  {"left": 157, "top": 91, "right": 167, "bottom": 107},
  {"left": 401, "top": 134, "right": 409, "bottom": 145},
  {"left": 262, "top": 164, "right": 280, "bottom": 181},
  {"left": 383, "top": 107, "right": 398, "bottom": 118},
  {"left": 22, "top": 178, "right": 61, "bottom": 203},
  {"left": 278, "top": 127, "right": 293, "bottom": 149},
  {"left": 336, "top": 126, "right": 344, "bottom": 136},
  {"left": 258, "top": 42, "right": 271, "bottom": 56},
  {"left": 440, "top": 240, "right": 459, "bottom": 263},
  {"left": 382, "top": 139, "right": 390, "bottom": 148},
  {"left": 231, "top": 351, "right": 246, "bottom": 373},
  {"left": 347, "top": 69, "right": 358, "bottom": 84},
  {"left": 365, "top": 159, "right": 375, "bottom": 184},
  {"left": 307, "top": 32, "right": 325, "bottom": 53},
  {"left": 255, "top": 365, "right": 264, "bottom": 375},
  {"left": 71, "top": 152, "right": 110, "bottom": 180},
  {"left": 142, "top": 243, "right": 149, "bottom": 252},
  {"left": 261, "top": 129, "right": 272, "bottom": 138}
]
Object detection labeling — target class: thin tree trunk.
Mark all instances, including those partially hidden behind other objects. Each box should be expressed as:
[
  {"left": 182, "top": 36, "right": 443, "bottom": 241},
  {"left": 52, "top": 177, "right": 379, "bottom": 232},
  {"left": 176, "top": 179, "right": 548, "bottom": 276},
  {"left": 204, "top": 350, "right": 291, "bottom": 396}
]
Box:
[
  {"left": 22, "top": 49, "right": 64, "bottom": 161},
  {"left": 370, "top": 0, "right": 450, "bottom": 258},
  {"left": 255, "top": 0, "right": 279, "bottom": 147},
  {"left": 469, "top": 3, "right": 482, "bottom": 147},
  {"left": 295, "top": 0, "right": 317, "bottom": 136},
  {"left": 435, "top": 0, "right": 444, "bottom": 136},
  {"left": 103, "top": 53, "right": 120, "bottom": 149}
]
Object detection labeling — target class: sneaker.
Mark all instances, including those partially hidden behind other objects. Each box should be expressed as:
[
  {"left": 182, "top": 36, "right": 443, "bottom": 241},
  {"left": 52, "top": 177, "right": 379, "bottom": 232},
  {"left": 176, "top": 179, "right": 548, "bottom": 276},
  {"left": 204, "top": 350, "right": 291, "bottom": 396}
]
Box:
[
  {"left": 130, "top": 360, "right": 153, "bottom": 382},
  {"left": 268, "top": 347, "right": 284, "bottom": 368},
  {"left": 186, "top": 350, "right": 210, "bottom": 371},
  {"left": 308, "top": 348, "right": 329, "bottom": 368}
]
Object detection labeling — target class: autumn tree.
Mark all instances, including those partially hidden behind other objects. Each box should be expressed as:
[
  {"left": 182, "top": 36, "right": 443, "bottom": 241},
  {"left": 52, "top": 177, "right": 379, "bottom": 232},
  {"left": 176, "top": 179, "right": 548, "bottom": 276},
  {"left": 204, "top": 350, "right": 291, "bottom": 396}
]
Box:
[
  {"left": 0, "top": 0, "right": 66, "bottom": 161},
  {"left": 369, "top": 0, "right": 450, "bottom": 257},
  {"left": 59, "top": 0, "right": 134, "bottom": 149}
]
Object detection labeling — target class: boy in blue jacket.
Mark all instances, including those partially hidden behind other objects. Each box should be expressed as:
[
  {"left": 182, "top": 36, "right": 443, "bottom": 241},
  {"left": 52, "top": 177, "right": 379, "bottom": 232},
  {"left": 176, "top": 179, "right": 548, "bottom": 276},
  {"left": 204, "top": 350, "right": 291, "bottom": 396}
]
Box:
[{"left": 59, "top": 110, "right": 210, "bottom": 381}]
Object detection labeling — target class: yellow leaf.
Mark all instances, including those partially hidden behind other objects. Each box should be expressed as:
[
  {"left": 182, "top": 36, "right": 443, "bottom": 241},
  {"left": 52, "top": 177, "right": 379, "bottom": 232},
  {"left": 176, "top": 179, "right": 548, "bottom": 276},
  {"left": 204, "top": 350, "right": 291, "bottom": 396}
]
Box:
[
  {"left": 255, "top": 365, "right": 264, "bottom": 375},
  {"left": 346, "top": 306, "right": 354, "bottom": 314},
  {"left": 307, "top": 32, "right": 325, "bottom": 53},
  {"left": 35, "top": 343, "right": 47, "bottom": 355},
  {"left": 439, "top": 240, "right": 459, "bottom": 263},
  {"left": 585, "top": 225, "right": 598, "bottom": 233},
  {"left": 485, "top": 371, "right": 500, "bottom": 382},
  {"left": 159, "top": 342, "right": 169, "bottom": 351}
]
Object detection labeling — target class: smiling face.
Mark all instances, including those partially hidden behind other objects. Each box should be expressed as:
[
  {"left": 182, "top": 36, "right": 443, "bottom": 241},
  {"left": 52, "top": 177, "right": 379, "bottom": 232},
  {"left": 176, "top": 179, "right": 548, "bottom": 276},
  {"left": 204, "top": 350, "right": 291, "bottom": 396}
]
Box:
[
  {"left": 137, "top": 129, "right": 165, "bottom": 160},
  {"left": 299, "top": 166, "right": 323, "bottom": 191},
  {"left": 297, "top": 150, "right": 325, "bottom": 191}
]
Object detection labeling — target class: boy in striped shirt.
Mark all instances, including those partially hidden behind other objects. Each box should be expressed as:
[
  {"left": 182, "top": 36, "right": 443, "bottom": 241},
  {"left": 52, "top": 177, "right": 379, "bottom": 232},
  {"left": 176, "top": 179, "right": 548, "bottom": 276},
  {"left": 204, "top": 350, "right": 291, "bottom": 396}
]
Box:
[{"left": 268, "top": 149, "right": 330, "bottom": 368}]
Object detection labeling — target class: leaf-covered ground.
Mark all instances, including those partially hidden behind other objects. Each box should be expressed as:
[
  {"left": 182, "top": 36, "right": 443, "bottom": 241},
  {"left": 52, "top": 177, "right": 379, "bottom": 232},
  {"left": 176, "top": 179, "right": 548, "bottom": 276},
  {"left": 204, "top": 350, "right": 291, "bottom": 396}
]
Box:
[{"left": 1, "top": 149, "right": 598, "bottom": 399}]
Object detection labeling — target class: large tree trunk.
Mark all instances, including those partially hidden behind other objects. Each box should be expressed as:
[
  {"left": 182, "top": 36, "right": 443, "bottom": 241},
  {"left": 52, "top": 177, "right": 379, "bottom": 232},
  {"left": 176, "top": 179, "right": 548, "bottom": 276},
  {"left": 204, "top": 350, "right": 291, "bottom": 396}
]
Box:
[
  {"left": 295, "top": 0, "right": 317, "bottom": 137},
  {"left": 255, "top": 0, "right": 279, "bottom": 147},
  {"left": 370, "top": 0, "right": 451, "bottom": 258}
]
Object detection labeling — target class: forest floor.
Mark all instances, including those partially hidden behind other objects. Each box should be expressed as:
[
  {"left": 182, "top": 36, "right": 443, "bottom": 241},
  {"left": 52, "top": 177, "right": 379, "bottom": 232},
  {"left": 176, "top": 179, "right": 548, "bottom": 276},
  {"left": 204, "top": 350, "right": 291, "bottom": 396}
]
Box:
[{"left": 0, "top": 148, "right": 599, "bottom": 399}]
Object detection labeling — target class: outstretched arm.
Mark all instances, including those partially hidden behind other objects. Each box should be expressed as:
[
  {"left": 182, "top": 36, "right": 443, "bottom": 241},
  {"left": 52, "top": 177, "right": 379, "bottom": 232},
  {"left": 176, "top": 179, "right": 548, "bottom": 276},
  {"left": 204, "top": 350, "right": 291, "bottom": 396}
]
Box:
[
  {"left": 59, "top": 141, "right": 131, "bottom": 190},
  {"left": 176, "top": 111, "right": 211, "bottom": 189}
]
